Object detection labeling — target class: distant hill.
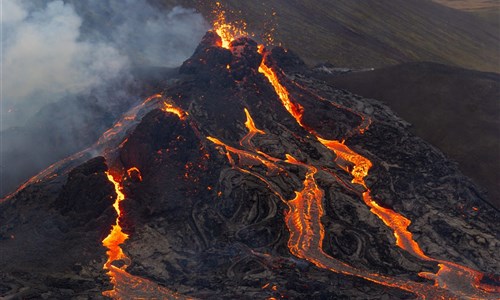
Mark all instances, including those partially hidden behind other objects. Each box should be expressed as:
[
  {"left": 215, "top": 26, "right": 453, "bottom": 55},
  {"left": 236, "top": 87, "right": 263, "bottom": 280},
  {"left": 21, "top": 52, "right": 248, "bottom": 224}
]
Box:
[
  {"left": 323, "top": 62, "right": 500, "bottom": 209},
  {"left": 63, "top": 0, "right": 500, "bottom": 72},
  {"left": 152, "top": 0, "right": 499, "bottom": 73},
  {"left": 432, "top": 0, "right": 500, "bottom": 35},
  {"left": 432, "top": 0, "right": 500, "bottom": 11}
]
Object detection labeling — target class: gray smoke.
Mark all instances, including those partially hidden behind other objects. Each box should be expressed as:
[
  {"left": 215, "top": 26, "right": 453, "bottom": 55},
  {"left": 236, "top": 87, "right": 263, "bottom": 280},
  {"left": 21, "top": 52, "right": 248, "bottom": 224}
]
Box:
[
  {"left": 1, "top": 0, "right": 208, "bottom": 128},
  {"left": 1, "top": 0, "right": 209, "bottom": 197}
]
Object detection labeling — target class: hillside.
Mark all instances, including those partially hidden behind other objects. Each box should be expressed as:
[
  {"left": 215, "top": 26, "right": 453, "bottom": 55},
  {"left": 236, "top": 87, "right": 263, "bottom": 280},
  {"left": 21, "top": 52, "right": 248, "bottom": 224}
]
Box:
[
  {"left": 324, "top": 62, "right": 500, "bottom": 209},
  {"left": 432, "top": 0, "right": 500, "bottom": 33},
  {"left": 142, "top": 0, "right": 500, "bottom": 72},
  {"left": 1, "top": 33, "right": 498, "bottom": 299},
  {"left": 432, "top": 0, "right": 500, "bottom": 10}
]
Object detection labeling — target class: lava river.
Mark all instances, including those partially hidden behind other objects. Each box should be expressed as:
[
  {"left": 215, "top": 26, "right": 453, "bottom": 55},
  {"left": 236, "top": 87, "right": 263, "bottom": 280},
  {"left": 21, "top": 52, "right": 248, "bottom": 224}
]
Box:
[
  {"left": 211, "top": 15, "right": 499, "bottom": 298},
  {"left": 101, "top": 102, "right": 194, "bottom": 299},
  {"left": 257, "top": 44, "right": 498, "bottom": 298}
]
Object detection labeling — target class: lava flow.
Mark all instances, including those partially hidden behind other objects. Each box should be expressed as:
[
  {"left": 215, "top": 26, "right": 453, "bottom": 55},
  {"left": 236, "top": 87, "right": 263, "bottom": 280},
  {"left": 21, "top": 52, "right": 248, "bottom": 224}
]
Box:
[
  {"left": 102, "top": 171, "right": 130, "bottom": 297},
  {"left": 256, "top": 42, "right": 498, "bottom": 297},
  {"left": 101, "top": 101, "right": 193, "bottom": 299},
  {"left": 257, "top": 55, "right": 305, "bottom": 127},
  {"left": 162, "top": 101, "right": 188, "bottom": 120},
  {"left": 208, "top": 12, "right": 459, "bottom": 297},
  {"left": 208, "top": 109, "right": 455, "bottom": 298},
  {"left": 240, "top": 108, "right": 265, "bottom": 149}
]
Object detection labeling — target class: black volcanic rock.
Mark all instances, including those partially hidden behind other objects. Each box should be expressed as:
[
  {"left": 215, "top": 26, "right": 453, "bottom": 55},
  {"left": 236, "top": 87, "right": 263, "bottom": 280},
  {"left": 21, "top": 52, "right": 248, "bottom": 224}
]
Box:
[
  {"left": 268, "top": 46, "right": 307, "bottom": 72},
  {"left": 1, "top": 33, "right": 499, "bottom": 299},
  {"left": 54, "top": 157, "right": 115, "bottom": 229},
  {"left": 229, "top": 37, "right": 262, "bottom": 80},
  {"left": 0, "top": 157, "right": 117, "bottom": 299},
  {"left": 324, "top": 62, "right": 500, "bottom": 210},
  {"left": 180, "top": 31, "right": 232, "bottom": 78}
]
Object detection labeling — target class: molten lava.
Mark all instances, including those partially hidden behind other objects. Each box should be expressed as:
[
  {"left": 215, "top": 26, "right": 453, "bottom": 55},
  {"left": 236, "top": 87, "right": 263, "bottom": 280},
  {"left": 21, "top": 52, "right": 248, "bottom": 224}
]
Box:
[
  {"left": 255, "top": 41, "right": 497, "bottom": 298},
  {"left": 101, "top": 107, "right": 193, "bottom": 299},
  {"left": 240, "top": 108, "right": 265, "bottom": 150},
  {"left": 209, "top": 112, "right": 454, "bottom": 297},
  {"left": 127, "top": 167, "right": 143, "bottom": 182},
  {"left": 212, "top": 2, "right": 248, "bottom": 49},
  {"left": 102, "top": 171, "right": 130, "bottom": 297},
  {"left": 161, "top": 102, "right": 188, "bottom": 120},
  {"left": 258, "top": 56, "right": 305, "bottom": 126}
]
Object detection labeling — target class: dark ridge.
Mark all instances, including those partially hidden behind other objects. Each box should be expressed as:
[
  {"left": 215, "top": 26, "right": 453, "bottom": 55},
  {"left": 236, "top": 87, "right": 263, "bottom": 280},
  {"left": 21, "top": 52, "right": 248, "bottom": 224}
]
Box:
[{"left": 324, "top": 62, "right": 500, "bottom": 209}]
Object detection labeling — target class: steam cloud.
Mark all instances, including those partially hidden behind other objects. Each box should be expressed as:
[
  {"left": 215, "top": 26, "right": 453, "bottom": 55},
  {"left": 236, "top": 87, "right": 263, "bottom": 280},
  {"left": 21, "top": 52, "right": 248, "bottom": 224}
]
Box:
[
  {"left": 2, "top": 0, "right": 208, "bottom": 128},
  {"left": 1, "top": 0, "right": 209, "bottom": 197}
]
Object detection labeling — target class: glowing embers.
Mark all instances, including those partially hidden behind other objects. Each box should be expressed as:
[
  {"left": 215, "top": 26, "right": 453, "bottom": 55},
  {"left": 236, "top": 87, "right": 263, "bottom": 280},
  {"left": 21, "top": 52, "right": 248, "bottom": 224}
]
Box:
[
  {"left": 161, "top": 102, "right": 188, "bottom": 120},
  {"left": 212, "top": 2, "right": 248, "bottom": 49},
  {"left": 102, "top": 172, "right": 130, "bottom": 297}
]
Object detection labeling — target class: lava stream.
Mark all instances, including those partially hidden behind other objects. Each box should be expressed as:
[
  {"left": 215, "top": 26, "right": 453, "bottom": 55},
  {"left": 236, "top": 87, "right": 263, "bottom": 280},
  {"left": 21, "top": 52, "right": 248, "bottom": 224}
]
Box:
[
  {"left": 102, "top": 172, "right": 130, "bottom": 297},
  {"left": 257, "top": 48, "right": 498, "bottom": 298},
  {"left": 257, "top": 57, "right": 305, "bottom": 126},
  {"left": 209, "top": 116, "right": 453, "bottom": 298},
  {"left": 102, "top": 103, "right": 192, "bottom": 299},
  {"left": 240, "top": 108, "right": 265, "bottom": 150},
  {"left": 162, "top": 101, "right": 188, "bottom": 120},
  {"left": 282, "top": 155, "right": 455, "bottom": 299},
  {"left": 316, "top": 138, "right": 497, "bottom": 297}
]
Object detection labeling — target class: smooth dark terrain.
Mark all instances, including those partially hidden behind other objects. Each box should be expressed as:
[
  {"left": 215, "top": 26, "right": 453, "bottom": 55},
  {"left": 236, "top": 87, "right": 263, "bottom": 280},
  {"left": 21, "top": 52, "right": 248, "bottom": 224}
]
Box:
[
  {"left": 153, "top": 0, "right": 499, "bottom": 72},
  {"left": 324, "top": 62, "right": 500, "bottom": 209},
  {"left": 63, "top": 0, "right": 500, "bottom": 72},
  {"left": 433, "top": 0, "right": 500, "bottom": 30}
]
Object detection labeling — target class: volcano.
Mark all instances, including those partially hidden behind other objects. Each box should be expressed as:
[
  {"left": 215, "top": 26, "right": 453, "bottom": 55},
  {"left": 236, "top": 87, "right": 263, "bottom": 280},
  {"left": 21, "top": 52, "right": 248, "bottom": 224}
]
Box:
[{"left": 1, "top": 28, "right": 500, "bottom": 299}]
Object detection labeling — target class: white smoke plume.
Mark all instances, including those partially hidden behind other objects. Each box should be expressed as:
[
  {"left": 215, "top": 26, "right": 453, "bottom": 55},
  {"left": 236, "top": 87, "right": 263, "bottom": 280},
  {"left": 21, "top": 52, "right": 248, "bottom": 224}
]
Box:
[
  {"left": 0, "top": 0, "right": 209, "bottom": 197},
  {"left": 1, "top": 0, "right": 208, "bottom": 128}
]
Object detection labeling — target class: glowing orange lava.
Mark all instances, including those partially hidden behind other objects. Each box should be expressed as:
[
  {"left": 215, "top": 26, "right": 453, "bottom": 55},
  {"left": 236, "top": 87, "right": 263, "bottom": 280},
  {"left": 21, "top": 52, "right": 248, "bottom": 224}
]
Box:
[
  {"left": 207, "top": 136, "right": 280, "bottom": 173},
  {"left": 212, "top": 2, "right": 248, "bottom": 49},
  {"left": 161, "top": 102, "right": 188, "bottom": 120},
  {"left": 105, "top": 267, "right": 194, "bottom": 300},
  {"left": 127, "top": 167, "right": 143, "bottom": 182},
  {"left": 280, "top": 155, "right": 454, "bottom": 298},
  {"left": 102, "top": 171, "right": 130, "bottom": 297},
  {"left": 240, "top": 108, "right": 265, "bottom": 149},
  {"left": 258, "top": 57, "right": 305, "bottom": 126},
  {"left": 316, "top": 137, "right": 428, "bottom": 259}
]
